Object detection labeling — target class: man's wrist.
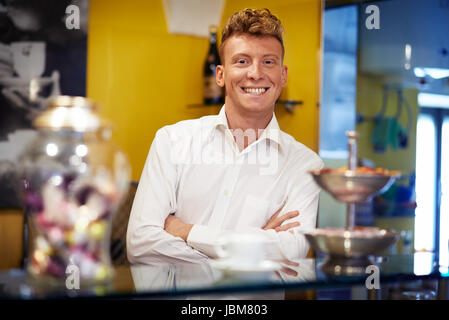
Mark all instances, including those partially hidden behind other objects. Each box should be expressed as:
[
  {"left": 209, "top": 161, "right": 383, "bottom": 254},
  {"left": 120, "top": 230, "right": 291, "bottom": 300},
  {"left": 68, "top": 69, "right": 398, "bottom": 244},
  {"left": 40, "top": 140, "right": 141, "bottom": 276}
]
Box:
[{"left": 182, "top": 224, "right": 194, "bottom": 241}]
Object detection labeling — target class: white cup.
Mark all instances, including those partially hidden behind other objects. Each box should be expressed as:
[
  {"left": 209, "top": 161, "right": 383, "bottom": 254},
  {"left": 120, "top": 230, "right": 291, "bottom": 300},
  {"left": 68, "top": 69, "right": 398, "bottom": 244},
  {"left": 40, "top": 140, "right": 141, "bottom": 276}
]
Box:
[
  {"left": 215, "top": 233, "right": 272, "bottom": 267},
  {"left": 10, "top": 41, "right": 46, "bottom": 81}
]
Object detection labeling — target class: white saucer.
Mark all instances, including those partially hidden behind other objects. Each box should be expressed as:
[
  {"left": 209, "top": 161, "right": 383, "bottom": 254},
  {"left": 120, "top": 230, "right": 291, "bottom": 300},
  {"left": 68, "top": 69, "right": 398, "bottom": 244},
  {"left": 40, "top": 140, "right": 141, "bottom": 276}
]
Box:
[{"left": 209, "top": 259, "right": 281, "bottom": 274}]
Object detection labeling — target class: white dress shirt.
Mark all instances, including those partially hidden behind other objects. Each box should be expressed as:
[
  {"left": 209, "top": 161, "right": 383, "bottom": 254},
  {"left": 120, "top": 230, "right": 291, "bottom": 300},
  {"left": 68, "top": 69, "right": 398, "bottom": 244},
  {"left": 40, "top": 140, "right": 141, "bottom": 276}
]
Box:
[{"left": 126, "top": 106, "right": 323, "bottom": 264}]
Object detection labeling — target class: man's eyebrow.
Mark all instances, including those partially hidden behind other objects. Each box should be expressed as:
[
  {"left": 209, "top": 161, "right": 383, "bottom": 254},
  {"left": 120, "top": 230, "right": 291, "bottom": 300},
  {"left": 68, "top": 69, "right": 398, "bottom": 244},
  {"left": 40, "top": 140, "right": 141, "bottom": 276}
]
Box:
[
  {"left": 231, "top": 53, "right": 280, "bottom": 59},
  {"left": 231, "top": 53, "right": 251, "bottom": 59},
  {"left": 263, "top": 54, "right": 280, "bottom": 60}
]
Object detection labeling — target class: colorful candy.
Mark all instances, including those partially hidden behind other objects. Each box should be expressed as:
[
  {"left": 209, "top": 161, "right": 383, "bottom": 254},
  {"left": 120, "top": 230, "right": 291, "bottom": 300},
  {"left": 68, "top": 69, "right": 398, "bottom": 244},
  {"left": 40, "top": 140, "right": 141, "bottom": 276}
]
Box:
[
  {"left": 24, "top": 171, "right": 119, "bottom": 285},
  {"left": 18, "top": 96, "right": 131, "bottom": 288}
]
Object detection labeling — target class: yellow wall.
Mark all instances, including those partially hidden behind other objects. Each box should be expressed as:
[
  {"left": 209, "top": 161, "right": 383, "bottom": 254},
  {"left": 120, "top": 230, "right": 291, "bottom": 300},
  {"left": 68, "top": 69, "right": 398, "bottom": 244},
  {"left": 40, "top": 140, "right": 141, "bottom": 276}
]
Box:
[
  {"left": 0, "top": 210, "right": 24, "bottom": 270},
  {"left": 356, "top": 75, "right": 418, "bottom": 174},
  {"left": 87, "top": 0, "right": 322, "bottom": 180}
]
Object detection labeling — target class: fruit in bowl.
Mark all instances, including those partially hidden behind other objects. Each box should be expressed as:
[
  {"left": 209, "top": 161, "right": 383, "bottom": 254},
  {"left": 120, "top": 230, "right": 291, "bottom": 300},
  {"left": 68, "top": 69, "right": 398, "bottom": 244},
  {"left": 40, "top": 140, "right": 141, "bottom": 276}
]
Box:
[
  {"left": 309, "top": 167, "right": 400, "bottom": 203},
  {"left": 318, "top": 166, "right": 401, "bottom": 176}
]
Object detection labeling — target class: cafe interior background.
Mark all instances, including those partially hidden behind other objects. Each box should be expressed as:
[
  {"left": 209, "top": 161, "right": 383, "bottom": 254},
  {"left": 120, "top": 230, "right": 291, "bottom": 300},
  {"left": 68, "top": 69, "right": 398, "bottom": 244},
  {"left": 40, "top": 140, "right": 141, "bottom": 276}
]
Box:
[{"left": 0, "top": 0, "right": 447, "bottom": 279}]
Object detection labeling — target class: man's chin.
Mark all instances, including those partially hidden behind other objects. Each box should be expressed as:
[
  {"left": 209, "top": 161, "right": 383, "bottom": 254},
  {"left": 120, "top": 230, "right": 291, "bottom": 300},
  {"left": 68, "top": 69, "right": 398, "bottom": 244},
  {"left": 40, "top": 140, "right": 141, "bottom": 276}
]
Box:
[
  {"left": 225, "top": 95, "right": 277, "bottom": 115},
  {"left": 240, "top": 102, "right": 275, "bottom": 114}
]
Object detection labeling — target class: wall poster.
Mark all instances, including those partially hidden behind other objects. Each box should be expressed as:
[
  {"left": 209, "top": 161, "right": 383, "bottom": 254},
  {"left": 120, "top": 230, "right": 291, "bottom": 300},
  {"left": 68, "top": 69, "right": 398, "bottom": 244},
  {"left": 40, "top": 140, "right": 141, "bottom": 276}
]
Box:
[{"left": 0, "top": 0, "right": 89, "bottom": 207}]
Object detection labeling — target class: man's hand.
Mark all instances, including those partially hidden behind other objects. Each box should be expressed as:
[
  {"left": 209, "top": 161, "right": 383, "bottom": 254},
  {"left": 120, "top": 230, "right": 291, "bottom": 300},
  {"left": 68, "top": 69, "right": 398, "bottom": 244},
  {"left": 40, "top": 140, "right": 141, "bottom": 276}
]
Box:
[
  {"left": 263, "top": 207, "right": 300, "bottom": 233},
  {"left": 277, "top": 259, "right": 300, "bottom": 277},
  {"left": 164, "top": 214, "right": 193, "bottom": 241}
]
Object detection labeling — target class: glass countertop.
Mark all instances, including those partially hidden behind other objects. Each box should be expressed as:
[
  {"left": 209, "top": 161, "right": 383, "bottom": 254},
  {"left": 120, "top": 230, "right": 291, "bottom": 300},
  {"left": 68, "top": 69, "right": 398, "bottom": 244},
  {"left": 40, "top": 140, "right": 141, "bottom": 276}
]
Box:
[{"left": 0, "top": 252, "right": 447, "bottom": 299}]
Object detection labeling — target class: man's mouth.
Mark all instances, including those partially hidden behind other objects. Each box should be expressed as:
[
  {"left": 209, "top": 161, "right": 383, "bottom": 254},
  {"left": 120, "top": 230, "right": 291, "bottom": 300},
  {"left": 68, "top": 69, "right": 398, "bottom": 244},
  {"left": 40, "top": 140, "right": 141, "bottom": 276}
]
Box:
[{"left": 241, "top": 87, "right": 270, "bottom": 95}]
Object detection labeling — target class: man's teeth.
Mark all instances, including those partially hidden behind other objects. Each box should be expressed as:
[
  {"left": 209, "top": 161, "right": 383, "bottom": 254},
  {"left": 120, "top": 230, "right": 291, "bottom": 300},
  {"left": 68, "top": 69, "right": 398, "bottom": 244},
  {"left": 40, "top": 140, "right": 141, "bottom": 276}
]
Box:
[{"left": 244, "top": 88, "right": 267, "bottom": 94}]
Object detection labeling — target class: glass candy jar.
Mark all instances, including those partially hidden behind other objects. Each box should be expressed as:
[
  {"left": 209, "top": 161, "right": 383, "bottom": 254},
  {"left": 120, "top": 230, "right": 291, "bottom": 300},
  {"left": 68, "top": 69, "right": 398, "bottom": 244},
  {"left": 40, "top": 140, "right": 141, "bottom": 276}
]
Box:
[{"left": 18, "top": 96, "right": 131, "bottom": 287}]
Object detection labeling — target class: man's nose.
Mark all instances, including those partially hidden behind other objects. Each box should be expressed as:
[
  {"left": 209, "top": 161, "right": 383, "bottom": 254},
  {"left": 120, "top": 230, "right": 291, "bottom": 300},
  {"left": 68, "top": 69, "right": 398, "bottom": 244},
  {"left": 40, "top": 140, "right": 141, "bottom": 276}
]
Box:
[{"left": 247, "top": 63, "right": 264, "bottom": 80}]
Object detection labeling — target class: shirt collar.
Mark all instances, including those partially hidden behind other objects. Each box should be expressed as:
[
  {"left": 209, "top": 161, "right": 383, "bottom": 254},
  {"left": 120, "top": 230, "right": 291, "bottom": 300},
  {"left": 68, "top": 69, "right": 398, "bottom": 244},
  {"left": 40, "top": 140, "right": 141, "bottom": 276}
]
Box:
[{"left": 213, "top": 105, "right": 283, "bottom": 148}]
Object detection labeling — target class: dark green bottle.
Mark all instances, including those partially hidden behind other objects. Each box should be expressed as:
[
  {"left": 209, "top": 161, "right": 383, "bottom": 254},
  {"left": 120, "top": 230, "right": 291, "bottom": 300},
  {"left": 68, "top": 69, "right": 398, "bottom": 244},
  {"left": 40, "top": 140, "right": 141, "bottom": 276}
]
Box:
[{"left": 203, "top": 25, "right": 224, "bottom": 105}]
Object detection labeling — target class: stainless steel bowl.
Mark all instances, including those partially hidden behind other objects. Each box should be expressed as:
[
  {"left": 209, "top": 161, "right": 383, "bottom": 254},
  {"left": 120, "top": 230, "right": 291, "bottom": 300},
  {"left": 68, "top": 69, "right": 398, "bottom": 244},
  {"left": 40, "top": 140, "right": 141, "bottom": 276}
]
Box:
[
  {"left": 309, "top": 169, "right": 398, "bottom": 203},
  {"left": 305, "top": 227, "right": 399, "bottom": 259}
]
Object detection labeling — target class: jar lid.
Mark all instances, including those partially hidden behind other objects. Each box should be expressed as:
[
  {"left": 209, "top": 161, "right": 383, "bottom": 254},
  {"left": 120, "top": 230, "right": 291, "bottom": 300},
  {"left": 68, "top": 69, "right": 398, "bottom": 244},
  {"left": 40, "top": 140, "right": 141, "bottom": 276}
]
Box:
[{"left": 33, "top": 96, "right": 112, "bottom": 132}]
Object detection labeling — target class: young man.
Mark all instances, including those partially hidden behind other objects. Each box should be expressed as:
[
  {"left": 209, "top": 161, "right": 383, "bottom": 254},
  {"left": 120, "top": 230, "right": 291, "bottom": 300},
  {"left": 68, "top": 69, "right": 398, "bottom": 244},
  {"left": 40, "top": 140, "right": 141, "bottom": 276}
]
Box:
[{"left": 127, "top": 8, "right": 323, "bottom": 264}]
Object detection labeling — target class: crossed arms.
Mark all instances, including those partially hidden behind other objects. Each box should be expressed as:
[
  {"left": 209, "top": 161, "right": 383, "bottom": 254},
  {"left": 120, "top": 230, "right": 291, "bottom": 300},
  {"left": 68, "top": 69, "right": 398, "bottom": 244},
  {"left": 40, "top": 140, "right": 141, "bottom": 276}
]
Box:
[{"left": 126, "top": 128, "right": 323, "bottom": 264}]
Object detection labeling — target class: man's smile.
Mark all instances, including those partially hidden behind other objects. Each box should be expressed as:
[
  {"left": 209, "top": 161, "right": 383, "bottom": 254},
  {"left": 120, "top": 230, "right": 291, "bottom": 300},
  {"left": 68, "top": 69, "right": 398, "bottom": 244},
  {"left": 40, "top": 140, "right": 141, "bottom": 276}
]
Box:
[{"left": 241, "top": 87, "right": 270, "bottom": 95}]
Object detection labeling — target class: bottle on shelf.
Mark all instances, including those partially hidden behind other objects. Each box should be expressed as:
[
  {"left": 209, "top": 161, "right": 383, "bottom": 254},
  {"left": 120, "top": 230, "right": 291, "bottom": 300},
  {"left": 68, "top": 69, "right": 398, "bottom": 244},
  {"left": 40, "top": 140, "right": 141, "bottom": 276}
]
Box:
[{"left": 203, "top": 25, "right": 224, "bottom": 105}]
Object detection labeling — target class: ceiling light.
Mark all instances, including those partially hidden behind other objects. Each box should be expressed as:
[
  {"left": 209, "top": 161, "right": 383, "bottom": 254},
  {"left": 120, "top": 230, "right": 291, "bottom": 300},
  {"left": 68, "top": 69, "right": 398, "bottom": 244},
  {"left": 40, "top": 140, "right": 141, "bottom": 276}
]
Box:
[{"left": 414, "top": 67, "right": 449, "bottom": 79}]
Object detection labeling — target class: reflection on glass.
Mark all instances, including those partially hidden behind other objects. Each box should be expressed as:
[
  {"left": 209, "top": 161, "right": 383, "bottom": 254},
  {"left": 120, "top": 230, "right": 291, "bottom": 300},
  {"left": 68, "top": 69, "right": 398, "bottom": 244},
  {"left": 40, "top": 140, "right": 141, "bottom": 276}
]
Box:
[
  {"left": 415, "top": 114, "right": 436, "bottom": 252},
  {"left": 413, "top": 252, "right": 436, "bottom": 276},
  {"left": 45, "top": 142, "right": 58, "bottom": 157},
  {"left": 130, "top": 262, "right": 283, "bottom": 299},
  {"left": 130, "top": 262, "right": 222, "bottom": 293},
  {"left": 276, "top": 259, "right": 316, "bottom": 283},
  {"left": 404, "top": 44, "right": 411, "bottom": 70},
  {"left": 319, "top": 5, "right": 357, "bottom": 158},
  {"left": 440, "top": 266, "right": 449, "bottom": 277},
  {"left": 129, "top": 259, "right": 316, "bottom": 299},
  {"left": 440, "top": 116, "right": 449, "bottom": 267}
]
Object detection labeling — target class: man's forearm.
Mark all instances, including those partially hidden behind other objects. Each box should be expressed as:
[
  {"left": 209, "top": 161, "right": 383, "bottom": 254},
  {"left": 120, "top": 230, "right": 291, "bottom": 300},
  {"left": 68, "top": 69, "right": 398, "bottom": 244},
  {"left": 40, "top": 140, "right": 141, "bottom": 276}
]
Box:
[
  {"left": 127, "top": 224, "right": 208, "bottom": 264},
  {"left": 164, "top": 214, "right": 193, "bottom": 241}
]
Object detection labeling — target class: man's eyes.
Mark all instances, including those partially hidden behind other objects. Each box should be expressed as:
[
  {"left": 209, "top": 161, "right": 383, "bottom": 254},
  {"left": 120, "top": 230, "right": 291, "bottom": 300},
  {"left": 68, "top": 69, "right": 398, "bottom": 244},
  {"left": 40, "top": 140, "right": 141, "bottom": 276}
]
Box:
[{"left": 235, "top": 59, "right": 276, "bottom": 65}]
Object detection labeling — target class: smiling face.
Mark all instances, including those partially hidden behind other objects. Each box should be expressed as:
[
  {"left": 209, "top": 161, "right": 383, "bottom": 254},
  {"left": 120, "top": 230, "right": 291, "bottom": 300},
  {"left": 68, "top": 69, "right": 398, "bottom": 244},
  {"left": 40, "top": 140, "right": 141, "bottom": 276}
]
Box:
[{"left": 216, "top": 34, "right": 288, "bottom": 121}]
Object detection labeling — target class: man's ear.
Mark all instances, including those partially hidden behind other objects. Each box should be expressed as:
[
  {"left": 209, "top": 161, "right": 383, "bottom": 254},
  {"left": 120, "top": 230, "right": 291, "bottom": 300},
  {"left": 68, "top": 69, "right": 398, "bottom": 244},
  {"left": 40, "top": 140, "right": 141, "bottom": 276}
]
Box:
[
  {"left": 216, "top": 65, "right": 225, "bottom": 87},
  {"left": 281, "top": 65, "right": 288, "bottom": 88}
]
